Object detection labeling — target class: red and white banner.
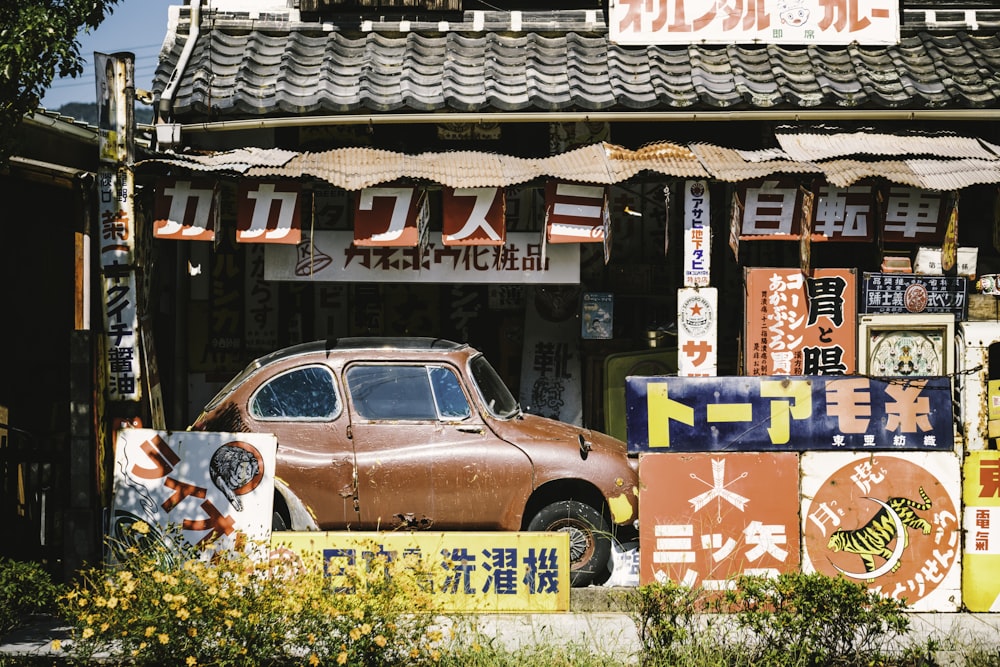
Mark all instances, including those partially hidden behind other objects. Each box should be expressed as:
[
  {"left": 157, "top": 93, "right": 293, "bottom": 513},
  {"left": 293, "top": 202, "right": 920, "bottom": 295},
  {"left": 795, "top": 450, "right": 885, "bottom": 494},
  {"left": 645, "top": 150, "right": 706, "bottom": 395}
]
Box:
[
  {"left": 153, "top": 178, "right": 217, "bottom": 241},
  {"left": 354, "top": 187, "right": 429, "bottom": 247},
  {"left": 442, "top": 187, "right": 506, "bottom": 246},
  {"left": 545, "top": 182, "right": 607, "bottom": 243},
  {"left": 236, "top": 181, "right": 302, "bottom": 244}
]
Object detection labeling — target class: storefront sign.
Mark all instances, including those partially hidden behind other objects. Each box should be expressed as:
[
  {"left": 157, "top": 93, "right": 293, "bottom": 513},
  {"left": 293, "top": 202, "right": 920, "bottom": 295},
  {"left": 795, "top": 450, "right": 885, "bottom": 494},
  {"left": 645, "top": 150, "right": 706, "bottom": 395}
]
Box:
[
  {"left": 545, "top": 182, "right": 607, "bottom": 243},
  {"left": 273, "top": 531, "right": 569, "bottom": 612},
  {"left": 812, "top": 184, "right": 875, "bottom": 242},
  {"left": 237, "top": 181, "right": 302, "bottom": 244},
  {"left": 678, "top": 287, "right": 717, "bottom": 376},
  {"left": 801, "top": 452, "right": 961, "bottom": 611},
  {"left": 640, "top": 452, "right": 800, "bottom": 587},
  {"left": 582, "top": 292, "right": 613, "bottom": 340},
  {"left": 862, "top": 273, "right": 968, "bottom": 317},
  {"left": 442, "top": 187, "right": 506, "bottom": 246},
  {"left": 609, "top": 0, "right": 899, "bottom": 46},
  {"left": 520, "top": 286, "right": 583, "bottom": 425},
  {"left": 881, "top": 187, "right": 948, "bottom": 245},
  {"left": 98, "top": 166, "right": 135, "bottom": 267},
  {"left": 745, "top": 268, "right": 856, "bottom": 376},
  {"left": 110, "top": 429, "right": 277, "bottom": 554},
  {"left": 354, "top": 186, "right": 428, "bottom": 247},
  {"left": 683, "top": 180, "right": 711, "bottom": 286},
  {"left": 245, "top": 245, "right": 279, "bottom": 352},
  {"left": 102, "top": 271, "right": 141, "bottom": 401},
  {"left": 153, "top": 178, "right": 218, "bottom": 241},
  {"left": 738, "top": 179, "right": 807, "bottom": 240},
  {"left": 963, "top": 451, "right": 1000, "bottom": 611},
  {"left": 265, "top": 232, "right": 580, "bottom": 283},
  {"left": 626, "top": 375, "right": 955, "bottom": 453}
]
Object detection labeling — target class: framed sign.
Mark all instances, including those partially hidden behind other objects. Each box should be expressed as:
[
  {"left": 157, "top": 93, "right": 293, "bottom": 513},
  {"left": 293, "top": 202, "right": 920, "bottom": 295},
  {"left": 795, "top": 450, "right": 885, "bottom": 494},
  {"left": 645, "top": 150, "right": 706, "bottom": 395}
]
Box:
[{"left": 858, "top": 314, "right": 955, "bottom": 378}]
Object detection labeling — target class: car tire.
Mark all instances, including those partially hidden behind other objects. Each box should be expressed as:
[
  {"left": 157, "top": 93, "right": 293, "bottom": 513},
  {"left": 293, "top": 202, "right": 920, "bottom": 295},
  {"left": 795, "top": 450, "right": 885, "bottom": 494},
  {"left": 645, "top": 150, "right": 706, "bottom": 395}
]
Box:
[{"left": 527, "top": 500, "right": 611, "bottom": 587}]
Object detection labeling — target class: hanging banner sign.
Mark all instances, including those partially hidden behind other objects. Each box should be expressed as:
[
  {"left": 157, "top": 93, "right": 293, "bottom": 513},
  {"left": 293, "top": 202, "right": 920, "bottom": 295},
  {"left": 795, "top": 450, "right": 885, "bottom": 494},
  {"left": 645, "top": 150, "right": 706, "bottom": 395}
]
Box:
[
  {"left": 881, "top": 187, "right": 948, "bottom": 245},
  {"left": 678, "top": 287, "right": 717, "bottom": 376},
  {"left": 683, "top": 180, "right": 711, "bottom": 287},
  {"left": 812, "top": 183, "right": 876, "bottom": 242},
  {"left": 153, "top": 178, "right": 218, "bottom": 241},
  {"left": 110, "top": 429, "right": 277, "bottom": 556},
  {"left": 545, "top": 182, "right": 607, "bottom": 243},
  {"left": 608, "top": 0, "right": 899, "bottom": 46},
  {"left": 265, "top": 232, "right": 580, "bottom": 284},
  {"left": 963, "top": 451, "right": 1000, "bottom": 611},
  {"left": 738, "top": 179, "right": 807, "bottom": 240},
  {"left": 862, "top": 273, "right": 968, "bottom": 317},
  {"left": 102, "top": 271, "right": 142, "bottom": 401},
  {"left": 442, "top": 187, "right": 506, "bottom": 246},
  {"left": 236, "top": 181, "right": 302, "bottom": 244},
  {"left": 354, "top": 187, "right": 429, "bottom": 247},
  {"left": 625, "top": 375, "right": 955, "bottom": 453},
  {"left": 273, "top": 531, "right": 569, "bottom": 612},
  {"left": 98, "top": 166, "right": 135, "bottom": 268},
  {"left": 744, "top": 268, "right": 856, "bottom": 376}
]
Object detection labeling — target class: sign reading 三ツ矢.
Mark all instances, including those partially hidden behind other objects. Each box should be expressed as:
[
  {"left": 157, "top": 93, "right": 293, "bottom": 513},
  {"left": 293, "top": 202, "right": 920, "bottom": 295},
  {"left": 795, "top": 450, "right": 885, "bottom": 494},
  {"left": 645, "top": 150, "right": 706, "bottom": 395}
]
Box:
[
  {"left": 625, "top": 375, "right": 954, "bottom": 453},
  {"left": 273, "top": 531, "right": 569, "bottom": 612}
]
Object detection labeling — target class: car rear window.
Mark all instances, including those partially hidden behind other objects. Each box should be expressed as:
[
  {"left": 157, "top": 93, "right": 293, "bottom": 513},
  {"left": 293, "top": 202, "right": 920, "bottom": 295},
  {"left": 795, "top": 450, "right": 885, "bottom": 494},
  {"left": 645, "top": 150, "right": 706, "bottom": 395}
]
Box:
[{"left": 249, "top": 365, "right": 340, "bottom": 420}]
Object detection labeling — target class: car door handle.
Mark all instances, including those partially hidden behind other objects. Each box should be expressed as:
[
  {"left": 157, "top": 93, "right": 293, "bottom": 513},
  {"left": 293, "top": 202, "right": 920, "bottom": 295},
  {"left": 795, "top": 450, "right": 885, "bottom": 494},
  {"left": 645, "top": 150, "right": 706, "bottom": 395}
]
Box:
[{"left": 456, "top": 425, "right": 484, "bottom": 434}]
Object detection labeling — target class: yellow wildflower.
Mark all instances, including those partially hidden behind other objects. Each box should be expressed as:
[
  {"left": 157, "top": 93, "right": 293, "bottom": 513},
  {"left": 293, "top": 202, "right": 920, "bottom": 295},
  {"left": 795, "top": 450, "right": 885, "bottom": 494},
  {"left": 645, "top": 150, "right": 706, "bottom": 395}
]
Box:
[
  {"left": 409, "top": 647, "right": 420, "bottom": 659},
  {"left": 337, "top": 651, "right": 348, "bottom": 665},
  {"left": 145, "top": 626, "right": 156, "bottom": 637},
  {"left": 431, "top": 649, "right": 441, "bottom": 662},
  {"left": 308, "top": 654, "right": 320, "bottom": 667},
  {"left": 131, "top": 521, "right": 150, "bottom": 535},
  {"left": 158, "top": 633, "right": 169, "bottom": 645},
  {"left": 106, "top": 597, "right": 119, "bottom": 609},
  {"left": 176, "top": 608, "right": 190, "bottom": 621},
  {"left": 374, "top": 635, "right": 387, "bottom": 647},
  {"left": 140, "top": 642, "right": 147, "bottom": 650},
  {"left": 186, "top": 657, "right": 197, "bottom": 666},
  {"left": 349, "top": 627, "right": 362, "bottom": 641},
  {"left": 50, "top": 640, "right": 61, "bottom": 651},
  {"left": 99, "top": 623, "right": 109, "bottom": 633},
  {"left": 187, "top": 627, "right": 198, "bottom": 638},
  {"left": 81, "top": 628, "right": 94, "bottom": 640},
  {"left": 360, "top": 623, "right": 372, "bottom": 635}
]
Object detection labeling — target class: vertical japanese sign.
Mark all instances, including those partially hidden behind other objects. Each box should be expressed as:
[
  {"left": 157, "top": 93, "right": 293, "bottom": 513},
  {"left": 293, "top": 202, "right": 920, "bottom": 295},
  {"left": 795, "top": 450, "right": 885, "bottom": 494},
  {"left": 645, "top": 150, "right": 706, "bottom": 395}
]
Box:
[
  {"left": 683, "top": 180, "right": 711, "bottom": 287},
  {"left": 678, "top": 287, "right": 717, "bottom": 376},
  {"left": 110, "top": 429, "right": 277, "bottom": 556},
  {"left": 153, "top": 178, "right": 218, "bottom": 241},
  {"left": 801, "top": 452, "right": 961, "bottom": 612},
  {"left": 236, "top": 181, "right": 302, "bottom": 244},
  {"left": 609, "top": 0, "right": 899, "bottom": 45},
  {"left": 640, "top": 453, "right": 800, "bottom": 587},
  {"left": 354, "top": 187, "right": 429, "bottom": 247},
  {"left": 245, "top": 245, "right": 279, "bottom": 352},
  {"left": 744, "top": 268, "right": 856, "bottom": 376},
  {"left": 963, "top": 451, "right": 1000, "bottom": 611},
  {"left": 442, "top": 187, "right": 506, "bottom": 246},
  {"left": 519, "top": 286, "right": 583, "bottom": 426}
]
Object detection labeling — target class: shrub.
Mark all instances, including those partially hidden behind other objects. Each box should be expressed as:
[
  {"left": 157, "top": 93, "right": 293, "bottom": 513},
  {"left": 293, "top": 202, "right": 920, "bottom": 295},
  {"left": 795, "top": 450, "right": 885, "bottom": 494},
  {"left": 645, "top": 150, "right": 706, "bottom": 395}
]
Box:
[
  {"left": 723, "top": 571, "right": 911, "bottom": 667},
  {"left": 0, "top": 557, "right": 61, "bottom": 634},
  {"left": 57, "top": 522, "right": 448, "bottom": 666}
]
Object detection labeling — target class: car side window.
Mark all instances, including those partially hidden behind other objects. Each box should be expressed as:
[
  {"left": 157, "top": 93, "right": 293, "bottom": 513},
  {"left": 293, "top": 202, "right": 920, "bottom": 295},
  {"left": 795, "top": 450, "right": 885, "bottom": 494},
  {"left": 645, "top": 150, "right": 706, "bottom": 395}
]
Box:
[
  {"left": 429, "top": 366, "right": 471, "bottom": 420},
  {"left": 347, "top": 365, "right": 470, "bottom": 421},
  {"left": 250, "top": 365, "right": 340, "bottom": 420}
]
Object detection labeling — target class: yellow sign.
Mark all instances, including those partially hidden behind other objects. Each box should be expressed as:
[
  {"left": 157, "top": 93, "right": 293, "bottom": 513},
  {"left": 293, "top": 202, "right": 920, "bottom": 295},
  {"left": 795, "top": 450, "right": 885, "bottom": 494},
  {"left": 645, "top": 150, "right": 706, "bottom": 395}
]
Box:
[
  {"left": 272, "top": 531, "right": 570, "bottom": 612},
  {"left": 963, "top": 452, "right": 1000, "bottom": 612}
]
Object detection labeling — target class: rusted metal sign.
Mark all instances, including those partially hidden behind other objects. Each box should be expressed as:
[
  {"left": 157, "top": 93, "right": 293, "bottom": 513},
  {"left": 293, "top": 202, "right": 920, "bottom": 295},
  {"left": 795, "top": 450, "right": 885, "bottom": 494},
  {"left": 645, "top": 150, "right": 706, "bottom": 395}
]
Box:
[{"left": 626, "top": 375, "right": 954, "bottom": 452}]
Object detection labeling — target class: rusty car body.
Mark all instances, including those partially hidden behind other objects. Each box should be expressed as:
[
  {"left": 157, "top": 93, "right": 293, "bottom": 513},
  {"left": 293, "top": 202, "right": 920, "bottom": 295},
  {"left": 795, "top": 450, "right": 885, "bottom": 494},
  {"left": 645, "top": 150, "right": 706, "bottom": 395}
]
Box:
[{"left": 191, "top": 337, "right": 639, "bottom": 585}]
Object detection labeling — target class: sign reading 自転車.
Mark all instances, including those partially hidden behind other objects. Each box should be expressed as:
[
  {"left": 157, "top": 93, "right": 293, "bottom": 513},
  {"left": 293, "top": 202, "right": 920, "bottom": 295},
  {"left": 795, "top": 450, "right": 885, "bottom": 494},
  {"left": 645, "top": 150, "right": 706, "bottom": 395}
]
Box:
[
  {"left": 110, "top": 429, "right": 277, "bottom": 558},
  {"left": 609, "top": 0, "right": 899, "bottom": 45},
  {"left": 273, "top": 531, "right": 569, "bottom": 612},
  {"left": 265, "top": 232, "right": 580, "bottom": 283},
  {"left": 625, "top": 375, "right": 954, "bottom": 452}
]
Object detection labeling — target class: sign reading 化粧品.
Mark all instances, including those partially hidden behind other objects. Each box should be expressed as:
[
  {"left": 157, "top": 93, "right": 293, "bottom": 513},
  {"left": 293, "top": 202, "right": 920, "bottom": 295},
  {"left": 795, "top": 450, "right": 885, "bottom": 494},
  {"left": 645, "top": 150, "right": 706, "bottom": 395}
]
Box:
[{"left": 625, "top": 375, "right": 954, "bottom": 453}]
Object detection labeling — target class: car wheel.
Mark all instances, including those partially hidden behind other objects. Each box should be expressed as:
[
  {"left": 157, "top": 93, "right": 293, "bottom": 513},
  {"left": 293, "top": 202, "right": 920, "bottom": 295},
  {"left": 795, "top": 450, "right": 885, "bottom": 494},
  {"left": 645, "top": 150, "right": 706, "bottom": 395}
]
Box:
[
  {"left": 527, "top": 500, "right": 611, "bottom": 587},
  {"left": 272, "top": 494, "right": 290, "bottom": 531}
]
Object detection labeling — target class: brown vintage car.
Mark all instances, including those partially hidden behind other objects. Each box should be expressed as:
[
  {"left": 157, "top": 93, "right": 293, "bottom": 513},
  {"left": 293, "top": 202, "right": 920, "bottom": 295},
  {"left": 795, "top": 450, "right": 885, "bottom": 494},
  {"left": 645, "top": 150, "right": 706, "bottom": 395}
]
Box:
[{"left": 191, "top": 337, "right": 639, "bottom": 586}]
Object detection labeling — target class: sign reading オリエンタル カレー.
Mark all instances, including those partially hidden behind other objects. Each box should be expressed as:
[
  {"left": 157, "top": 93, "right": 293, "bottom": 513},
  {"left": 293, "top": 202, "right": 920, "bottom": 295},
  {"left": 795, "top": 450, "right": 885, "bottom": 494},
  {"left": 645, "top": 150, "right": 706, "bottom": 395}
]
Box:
[{"left": 625, "top": 376, "right": 954, "bottom": 453}]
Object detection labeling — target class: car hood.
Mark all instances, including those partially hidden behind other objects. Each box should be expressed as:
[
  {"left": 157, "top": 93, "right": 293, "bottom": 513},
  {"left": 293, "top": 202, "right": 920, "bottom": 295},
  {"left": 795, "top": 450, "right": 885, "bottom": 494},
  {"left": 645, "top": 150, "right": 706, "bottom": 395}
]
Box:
[{"left": 487, "top": 412, "right": 629, "bottom": 457}]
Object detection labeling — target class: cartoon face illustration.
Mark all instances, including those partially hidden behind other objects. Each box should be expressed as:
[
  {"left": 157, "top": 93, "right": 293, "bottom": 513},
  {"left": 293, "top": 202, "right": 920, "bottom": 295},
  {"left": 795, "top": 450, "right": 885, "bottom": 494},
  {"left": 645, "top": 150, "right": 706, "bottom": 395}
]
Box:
[{"left": 778, "top": 0, "right": 810, "bottom": 27}]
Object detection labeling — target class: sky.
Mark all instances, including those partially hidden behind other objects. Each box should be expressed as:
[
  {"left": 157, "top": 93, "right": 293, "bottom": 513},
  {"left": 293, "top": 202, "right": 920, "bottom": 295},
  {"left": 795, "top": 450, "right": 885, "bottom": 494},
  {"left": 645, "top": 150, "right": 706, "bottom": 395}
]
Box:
[{"left": 42, "top": 0, "right": 177, "bottom": 109}]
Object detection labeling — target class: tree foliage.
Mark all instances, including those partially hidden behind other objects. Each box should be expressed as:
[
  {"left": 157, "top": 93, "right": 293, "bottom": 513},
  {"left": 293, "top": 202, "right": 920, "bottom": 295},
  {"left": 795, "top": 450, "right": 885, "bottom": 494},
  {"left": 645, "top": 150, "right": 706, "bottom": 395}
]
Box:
[{"left": 0, "top": 0, "right": 121, "bottom": 164}]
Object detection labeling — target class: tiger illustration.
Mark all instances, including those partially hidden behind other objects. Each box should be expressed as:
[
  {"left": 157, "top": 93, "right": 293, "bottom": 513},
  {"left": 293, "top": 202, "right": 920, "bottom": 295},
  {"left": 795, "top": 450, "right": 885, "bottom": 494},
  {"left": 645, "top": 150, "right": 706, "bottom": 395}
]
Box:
[{"left": 826, "top": 487, "right": 932, "bottom": 574}]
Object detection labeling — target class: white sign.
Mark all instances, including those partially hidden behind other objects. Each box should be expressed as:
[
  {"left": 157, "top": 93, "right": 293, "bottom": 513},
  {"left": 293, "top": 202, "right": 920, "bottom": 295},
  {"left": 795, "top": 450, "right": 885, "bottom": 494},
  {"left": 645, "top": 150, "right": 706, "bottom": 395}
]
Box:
[
  {"left": 609, "top": 0, "right": 899, "bottom": 45},
  {"left": 683, "top": 180, "right": 711, "bottom": 287},
  {"left": 265, "top": 232, "right": 580, "bottom": 284},
  {"left": 678, "top": 287, "right": 717, "bottom": 376},
  {"left": 110, "top": 429, "right": 277, "bottom": 556},
  {"left": 103, "top": 271, "right": 141, "bottom": 401}
]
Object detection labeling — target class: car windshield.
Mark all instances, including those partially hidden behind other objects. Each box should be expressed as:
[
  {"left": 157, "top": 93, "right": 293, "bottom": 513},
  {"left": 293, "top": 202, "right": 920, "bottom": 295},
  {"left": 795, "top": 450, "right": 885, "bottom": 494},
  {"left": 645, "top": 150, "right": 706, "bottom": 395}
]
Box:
[{"left": 469, "top": 354, "right": 520, "bottom": 419}]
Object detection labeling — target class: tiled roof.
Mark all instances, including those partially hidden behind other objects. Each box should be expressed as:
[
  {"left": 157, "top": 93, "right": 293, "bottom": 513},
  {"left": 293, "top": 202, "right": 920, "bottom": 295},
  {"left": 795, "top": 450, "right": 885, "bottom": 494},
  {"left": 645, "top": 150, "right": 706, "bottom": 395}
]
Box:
[{"left": 153, "top": 9, "right": 1000, "bottom": 120}]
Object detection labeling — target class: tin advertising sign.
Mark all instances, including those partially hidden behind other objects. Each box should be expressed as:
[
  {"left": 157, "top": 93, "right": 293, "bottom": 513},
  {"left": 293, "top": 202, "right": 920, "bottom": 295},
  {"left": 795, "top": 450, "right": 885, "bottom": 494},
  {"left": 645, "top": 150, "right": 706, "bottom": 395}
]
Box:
[
  {"left": 625, "top": 375, "right": 954, "bottom": 453},
  {"left": 962, "top": 451, "right": 1000, "bottom": 611},
  {"left": 639, "top": 452, "right": 800, "bottom": 587},
  {"left": 801, "top": 452, "right": 961, "bottom": 612}
]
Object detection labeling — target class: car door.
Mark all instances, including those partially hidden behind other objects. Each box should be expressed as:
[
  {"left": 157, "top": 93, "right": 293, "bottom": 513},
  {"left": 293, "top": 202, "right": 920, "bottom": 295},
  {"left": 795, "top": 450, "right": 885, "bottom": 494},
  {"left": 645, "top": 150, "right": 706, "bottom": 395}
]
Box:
[
  {"left": 244, "top": 363, "right": 358, "bottom": 529},
  {"left": 343, "top": 362, "right": 533, "bottom": 531}
]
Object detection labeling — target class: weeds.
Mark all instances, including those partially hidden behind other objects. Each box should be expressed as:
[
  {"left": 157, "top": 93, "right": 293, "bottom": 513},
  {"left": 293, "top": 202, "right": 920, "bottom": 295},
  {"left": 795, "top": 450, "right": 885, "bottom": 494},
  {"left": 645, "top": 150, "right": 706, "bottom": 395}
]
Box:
[{"left": 0, "top": 557, "right": 61, "bottom": 635}]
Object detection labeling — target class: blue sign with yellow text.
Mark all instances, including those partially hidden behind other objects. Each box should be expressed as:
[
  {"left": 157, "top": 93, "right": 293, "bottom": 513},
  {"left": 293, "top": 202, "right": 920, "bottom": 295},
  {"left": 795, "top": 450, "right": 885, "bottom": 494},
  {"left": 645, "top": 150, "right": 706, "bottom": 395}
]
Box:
[{"left": 625, "top": 376, "right": 954, "bottom": 452}]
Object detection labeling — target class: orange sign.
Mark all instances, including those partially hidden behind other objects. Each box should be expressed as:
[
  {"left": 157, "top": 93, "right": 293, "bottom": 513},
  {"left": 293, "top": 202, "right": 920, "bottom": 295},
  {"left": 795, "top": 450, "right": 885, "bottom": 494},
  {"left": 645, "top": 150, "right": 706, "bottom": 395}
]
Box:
[
  {"left": 153, "top": 178, "right": 217, "bottom": 241},
  {"left": 744, "top": 267, "right": 856, "bottom": 376},
  {"left": 236, "top": 181, "right": 302, "bottom": 244},
  {"left": 441, "top": 187, "right": 506, "bottom": 246},
  {"left": 353, "top": 187, "right": 428, "bottom": 247},
  {"left": 544, "top": 182, "right": 607, "bottom": 243},
  {"left": 639, "top": 452, "right": 800, "bottom": 587}
]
